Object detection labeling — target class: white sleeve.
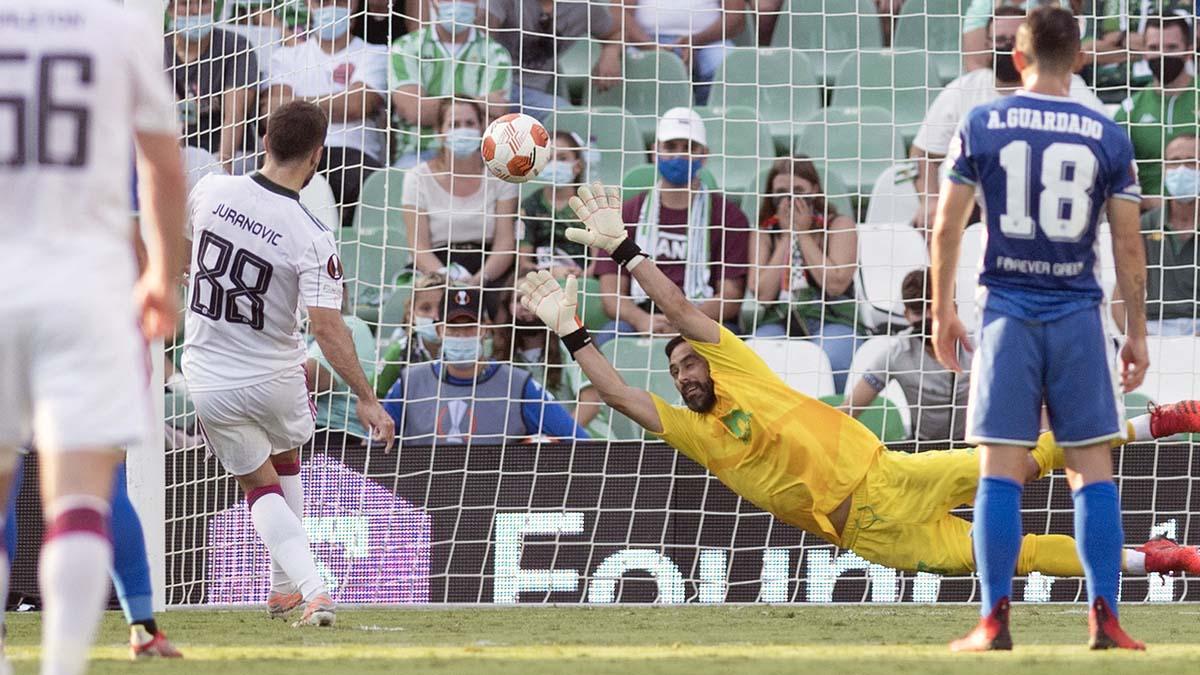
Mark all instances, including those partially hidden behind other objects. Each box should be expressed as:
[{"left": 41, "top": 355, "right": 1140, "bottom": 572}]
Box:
[
  {"left": 265, "top": 48, "right": 291, "bottom": 88},
  {"left": 1068, "top": 75, "right": 1107, "bottom": 115},
  {"left": 913, "top": 85, "right": 960, "bottom": 156},
  {"left": 401, "top": 166, "right": 421, "bottom": 207},
  {"left": 496, "top": 176, "right": 519, "bottom": 202},
  {"left": 184, "top": 176, "right": 210, "bottom": 242},
  {"left": 299, "top": 230, "right": 345, "bottom": 310},
  {"left": 123, "top": 11, "right": 178, "bottom": 135},
  {"left": 354, "top": 46, "right": 390, "bottom": 95}
]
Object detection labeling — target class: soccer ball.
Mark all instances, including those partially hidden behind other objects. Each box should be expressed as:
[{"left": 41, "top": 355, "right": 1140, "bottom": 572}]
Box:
[{"left": 481, "top": 113, "right": 550, "bottom": 183}]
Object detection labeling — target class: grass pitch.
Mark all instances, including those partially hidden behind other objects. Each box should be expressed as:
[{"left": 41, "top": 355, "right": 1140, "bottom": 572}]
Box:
[{"left": 5, "top": 605, "right": 1199, "bottom": 674}]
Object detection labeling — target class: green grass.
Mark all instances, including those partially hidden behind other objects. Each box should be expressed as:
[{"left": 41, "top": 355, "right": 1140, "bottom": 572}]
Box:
[{"left": 5, "top": 605, "right": 1200, "bottom": 674}]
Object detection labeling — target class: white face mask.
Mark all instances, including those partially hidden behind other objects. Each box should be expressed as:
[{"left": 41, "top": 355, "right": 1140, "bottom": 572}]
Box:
[
  {"left": 1165, "top": 166, "right": 1200, "bottom": 200},
  {"left": 540, "top": 160, "right": 577, "bottom": 186},
  {"left": 435, "top": 1, "right": 476, "bottom": 32},
  {"left": 312, "top": 5, "right": 352, "bottom": 40},
  {"left": 413, "top": 315, "right": 440, "bottom": 343},
  {"left": 444, "top": 127, "right": 480, "bottom": 157},
  {"left": 519, "top": 347, "right": 544, "bottom": 363},
  {"left": 441, "top": 335, "right": 481, "bottom": 363}
]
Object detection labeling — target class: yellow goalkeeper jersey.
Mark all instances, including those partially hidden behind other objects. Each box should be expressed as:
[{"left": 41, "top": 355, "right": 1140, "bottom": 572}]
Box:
[{"left": 650, "top": 326, "right": 883, "bottom": 544}]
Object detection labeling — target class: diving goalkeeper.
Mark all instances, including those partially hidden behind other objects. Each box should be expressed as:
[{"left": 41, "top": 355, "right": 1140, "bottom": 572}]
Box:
[{"left": 517, "top": 181, "right": 1200, "bottom": 579}]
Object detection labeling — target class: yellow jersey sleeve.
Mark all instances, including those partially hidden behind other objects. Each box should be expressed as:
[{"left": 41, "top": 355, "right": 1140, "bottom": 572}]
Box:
[
  {"left": 686, "top": 325, "right": 777, "bottom": 381},
  {"left": 648, "top": 392, "right": 710, "bottom": 467}
]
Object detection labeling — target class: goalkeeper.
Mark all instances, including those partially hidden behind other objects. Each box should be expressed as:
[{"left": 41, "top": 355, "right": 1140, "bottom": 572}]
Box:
[{"left": 518, "top": 181, "right": 1200, "bottom": 578}]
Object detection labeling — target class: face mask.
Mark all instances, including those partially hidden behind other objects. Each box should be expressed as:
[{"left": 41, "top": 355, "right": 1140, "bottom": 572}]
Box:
[
  {"left": 1149, "top": 56, "right": 1187, "bottom": 85},
  {"left": 312, "top": 5, "right": 352, "bottom": 40},
  {"left": 1165, "top": 166, "right": 1200, "bottom": 200},
  {"left": 519, "top": 347, "right": 544, "bottom": 363},
  {"left": 445, "top": 127, "right": 480, "bottom": 157},
  {"left": 174, "top": 14, "right": 214, "bottom": 41},
  {"left": 993, "top": 51, "right": 1020, "bottom": 83},
  {"left": 541, "top": 160, "right": 577, "bottom": 186},
  {"left": 441, "top": 335, "right": 481, "bottom": 363},
  {"left": 657, "top": 156, "right": 702, "bottom": 186},
  {"left": 413, "top": 315, "right": 441, "bottom": 343},
  {"left": 435, "top": 2, "right": 476, "bottom": 32}
]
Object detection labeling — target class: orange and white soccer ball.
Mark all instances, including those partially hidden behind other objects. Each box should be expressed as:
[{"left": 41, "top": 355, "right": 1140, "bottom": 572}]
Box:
[{"left": 481, "top": 113, "right": 550, "bottom": 183}]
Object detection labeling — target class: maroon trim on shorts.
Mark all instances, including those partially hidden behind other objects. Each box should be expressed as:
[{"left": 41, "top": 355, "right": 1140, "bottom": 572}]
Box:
[
  {"left": 44, "top": 507, "right": 109, "bottom": 543},
  {"left": 272, "top": 459, "right": 301, "bottom": 476},
  {"left": 246, "top": 483, "right": 284, "bottom": 509}
]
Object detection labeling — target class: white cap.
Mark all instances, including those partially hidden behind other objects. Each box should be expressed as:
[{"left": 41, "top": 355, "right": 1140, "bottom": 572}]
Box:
[{"left": 656, "top": 107, "right": 707, "bottom": 147}]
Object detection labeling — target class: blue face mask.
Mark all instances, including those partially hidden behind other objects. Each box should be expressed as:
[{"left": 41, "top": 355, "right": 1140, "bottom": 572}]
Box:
[
  {"left": 413, "top": 316, "right": 441, "bottom": 343},
  {"left": 312, "top": 5, "right": 352, "bottom": 40},
  {"left": 173, "top": 14, "right": 214, "bottom": 41},
  {"left": 445, "top": 127, "right": 481, "bottom": 157},
  {"left": 540, "top": 160, "right": 577, "bottom": 186},
  {"left": 435, "top": 2, "right": 476, "bottom": 33},
  {"left": 441, "top": 335, "right": 482, "bottom": 363},
  {"left": 1165, "top": 166, "right": 1200, "bottom": 200},
  {"left": 657, "top": 156, "right": 702, "bottom": 186}
]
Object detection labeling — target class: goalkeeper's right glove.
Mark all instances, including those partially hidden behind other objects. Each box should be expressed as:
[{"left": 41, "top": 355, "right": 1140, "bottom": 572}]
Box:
[{"left": 518, "top": 270, "right": 592, "bottom": 356}]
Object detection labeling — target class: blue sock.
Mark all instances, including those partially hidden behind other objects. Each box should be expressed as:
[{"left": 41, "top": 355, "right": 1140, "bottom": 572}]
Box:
[
  {"left": 1073, "top": 481, "right": 1123, "bottom": 617},
  {"left": 974, "top": 476, "right": 1024, "bottom": 616},
  {"left": 4, "top": 454, "right": 23, "bottom": 565},
  {"left": 110, "top": 464, "right": 154, "bottom": 624}
]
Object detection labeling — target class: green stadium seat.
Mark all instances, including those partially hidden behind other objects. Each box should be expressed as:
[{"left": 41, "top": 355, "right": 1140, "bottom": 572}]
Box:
[
  {"left": 600, "top": 336, "right": 677, "bottom": 440},
  {"left": 709, "top": 48, "right": 823, "bottom": 154},
  {"left": 556, "top": 38, "right": 601, "bottom": 101},
  {"left": 820, "top": 394, "right": 909, "bottom": 442},
  {"left": 695, "top": 105, "right": 777, "bottom": 201},
  {"left": 893, "top": 0, "right": 968, "bottom": 85},
  {"left": 578, "top": 276, "right": 610, "bottom": 332},
  {"left": 547, "top": 106, "right": 648, "bottom": 188},
  {"left": 797, "top": 106, "right": 904, "bottom": 196},
  {"left": 345, "top": 169, "right": 412, "bottom": 324},
  {"left": 1124, "top": 391, "right": 1155, "bottom": 419},
  {"left": 378, "top": 279, "right": 413, "bottom": 341},
  {"left": 586, "top": 50, "right": 692, "bottom": 142},
  {"left": 829, "top": 49, "right": 942, "bottom": 143},
  {"left": 769, "top": 0, "right": 883, "bottom": 83}
]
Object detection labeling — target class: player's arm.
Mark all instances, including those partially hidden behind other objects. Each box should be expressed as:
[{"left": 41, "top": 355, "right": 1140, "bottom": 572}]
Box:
[
  {"left": 314, "top": 81, "right": 383, "bottom": 125},
  {"left": 838, "top": 376, "right": 882, "bottom": 419},
  {"left": 132, "top": 131, "right": 188, "bottom": 339},
  {"left": 929, "top": 180, "right": 975, "bottom": 372},
  {"left": 518, "top": 272, "right": 664, "bottom": 434},
  {"left": 1107, "top": 196, "right": 1149, "bottom": 391},
  {"left": 308, "top": 308, "right": 396, "bottom": 450},
  {"left": 566, "top": 182, "right": 720, "bottom": 345},
  {"left": 218, "top": 86, "right": 255, "bottom": 167}
]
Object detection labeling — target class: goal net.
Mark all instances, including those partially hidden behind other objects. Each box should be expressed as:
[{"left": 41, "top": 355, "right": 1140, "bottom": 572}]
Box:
[{"left": 134, "top": 0, "right": 1200, "bottom": 609}]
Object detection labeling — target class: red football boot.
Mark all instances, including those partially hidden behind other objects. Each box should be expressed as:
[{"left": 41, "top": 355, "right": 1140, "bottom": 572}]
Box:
[
  {"left": 950, "top": 598, "right": 1013, "bottom": 652},
  {"left": 1149, "top": 400, "right": 1200, "bottom": 438},
  {"left": 1088, "top": 597, "right": 1145, "bottom": 650},
  {"left": 1138, "top": 536, "right": 1200, "bottom": 575}
]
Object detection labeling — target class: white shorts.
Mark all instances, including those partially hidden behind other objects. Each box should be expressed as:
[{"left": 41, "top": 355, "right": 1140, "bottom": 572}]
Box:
[
  {"left": 0, "top": 296, "right": 148, "bottom": 451},
  {"left": 190, "top": 368, "right": 315, "bottom": 476}
]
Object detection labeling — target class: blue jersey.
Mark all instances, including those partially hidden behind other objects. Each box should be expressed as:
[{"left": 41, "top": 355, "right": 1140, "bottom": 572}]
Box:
[{"left": 948, "top": 91, "right": 1140, "bottom": 321}]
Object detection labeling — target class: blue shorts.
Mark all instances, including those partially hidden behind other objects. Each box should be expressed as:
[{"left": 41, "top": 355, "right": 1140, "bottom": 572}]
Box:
[{"left": 966, "top": 305, "right": 1122, "bottom": 447}]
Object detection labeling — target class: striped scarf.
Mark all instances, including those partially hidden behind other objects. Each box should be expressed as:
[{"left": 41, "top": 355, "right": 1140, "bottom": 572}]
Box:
[{"left": 632, "top": 186, "right": 712, "bottom": 304}]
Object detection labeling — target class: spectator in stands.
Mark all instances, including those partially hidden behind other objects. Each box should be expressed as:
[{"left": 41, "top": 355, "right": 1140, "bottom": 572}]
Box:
[
  {"left": 749, "top": 155, "right": 860, "bottom": 391},
  {"left": 498, "top": 293, "right": 608, "bottom": 437},
  {"left": 376, "top": 272, "right": 446, "bottom": 398},
  {"left": 165, "top": 0, "right": 258, "bottom": 169},
  {"left": 593, "top": 108, "right": 750, "bottom": 343},
  {"left": 359, "top": 0, "right": 419, "bottom": 45},
  {"left": 624, "top": 0, "right": 746, "bottom": 105},
  {"left": 389, "top": 0, "right": 513, "bottom": 166},
  {"left": 484, "top": 1, "right": 623, "bottom": 120},
  {"left": 962, "top": 0, "right": 1086, "bottom": 71},
  {"left": 219, "top": 0, "right": 304, "bottom": 66},
  {"left": 839, "top": 268, "right": 971, "bottom": 442},
  {"left": 1116, "top": 12, "right": 1196, "bottom": 211},
  {"left": 518, "top": 132, "right": 590, "bottom": 279},
  {"left": 753, "top": 0, "right": 784, "bottom": 45},
  {"left": 402, "top": 99, "right": 518, "bottom": 305},
  {"left": 910, "top": 5, "right": 1105, "bottom": 233},
  {"left": 263, "top": 0, "right": 390, "bottom": 227},
  {"left": 383, "top": 288, "right": 588, "bottom": 445},
  {"left": 1113, "top": 133, "right": 1200, "bottom": 336}
]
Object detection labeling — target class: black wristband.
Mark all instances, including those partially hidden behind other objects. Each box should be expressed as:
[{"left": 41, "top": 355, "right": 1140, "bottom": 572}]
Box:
[
  {"left": 560, "top": 327, "right": 593, "bottom": 357},
  {"left": 610, "top": 238, "right": 644, "bottom": 267}
]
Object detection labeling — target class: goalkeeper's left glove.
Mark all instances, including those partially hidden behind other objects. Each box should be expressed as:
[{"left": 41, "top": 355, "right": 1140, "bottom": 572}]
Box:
[{"left": 518, "top": 270, "right": 592, "bottom": 357}]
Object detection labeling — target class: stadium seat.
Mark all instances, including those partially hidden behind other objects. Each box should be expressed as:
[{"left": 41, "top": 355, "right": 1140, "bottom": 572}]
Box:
[
  {"left": 183, "top": 145, "right": 224, "bottom": 194},
  {"left": 695, "top": 105, "right": 777, "bottom": 201},
  {"left": 547, "top": 106, "right": 648, "bottom": 188},
  {"left": 600, "top": 336, "right": 677, "bottom": 440},
  {"left": 586, "top": 50, "right": 691, "bottom": 142},
  {"left": 708, "top": 48, "right": 823, "bottom": 154},
  {"left": 954, "top": 222, "right": 983, "bottom": 330},
  {"left": 797, "top": 106, "right": 904, "bottom": 195},
  {"left": 854, "top": 221, "right": 928, "bottom": 331},
  {"left": 1140, "top": 337, "right": 1200, "bottom": 405},
  {"left": 864, "top": 161, "right": 919, "bottom": 225},
  {"left": 893, "top": 0, "right": 968, "bottom": 84},
  {"left": 769, "top": 0, "right": 884, "bottom": 83},
  {"left": 745, "top": 337, "right": 837, "bottom": 398},
  {"left": 1123, "top": 391, "right": 1155, "bottom": 419},
  {"left": 300, "top": 172, "right": 339, "bottom": 232},
  {"left": 378, "top": 280, "right": 413, "bottom": 342},
  {"left": 344, "top": 169, "right": 412, "bottom": 324},
  {"left": 1093, "top": 222, "right": 1122, "bottom": 337},
  {"left": 844, "top": 334, "right": 913, "bottom": 435},
  {"left": 556, "top": 38, "right": 601, "bottom": 101},
  {"left": 621, "top": 164, "right": 719, "bottom": 199},
  {"left": 820, "top": 394, "right": 909, "bottom": 442},
  {"left": 578, "top": 276, "right": 610, "bottom": 332},
  {"left": 829, "top": 49, "right": 942, "bottom": 142}
]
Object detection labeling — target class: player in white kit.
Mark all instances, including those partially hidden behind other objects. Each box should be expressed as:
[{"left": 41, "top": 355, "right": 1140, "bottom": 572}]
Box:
[
  {"left": 183, "top": 101, "right": 394, "bottom": 627},
  {"left": 0, "top": 3, "right": 187, "bottom": 674}
]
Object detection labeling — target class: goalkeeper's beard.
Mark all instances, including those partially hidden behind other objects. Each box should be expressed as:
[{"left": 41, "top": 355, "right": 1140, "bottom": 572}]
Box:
[{"left": 681, "top": 378, "right": 717, "bottom": 414}]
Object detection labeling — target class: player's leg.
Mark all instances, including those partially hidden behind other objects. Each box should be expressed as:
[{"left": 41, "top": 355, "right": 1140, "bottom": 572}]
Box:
[
  {"left": 266, "top": 449, "right": 304, "bottom": 618},
  {"left": 1045, "top": 306, "right": 1142, "bottom": 650}
]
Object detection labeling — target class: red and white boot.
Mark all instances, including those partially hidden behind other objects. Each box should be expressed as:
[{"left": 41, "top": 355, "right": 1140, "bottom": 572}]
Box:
[
  {"left": 950, "top": 597, "right": 1013, "bottom": 652},
  {"left": 1088, "top": 597, "right": 1145, "bottom": 650}
]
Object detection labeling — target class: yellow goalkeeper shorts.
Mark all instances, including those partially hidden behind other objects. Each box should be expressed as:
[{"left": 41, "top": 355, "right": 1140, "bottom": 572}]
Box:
[{"left": 839, "top": 447, "right": 980, "bottom": 575}]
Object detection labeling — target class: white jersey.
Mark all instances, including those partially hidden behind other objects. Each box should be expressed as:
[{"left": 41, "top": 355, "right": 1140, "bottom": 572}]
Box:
[
  {"left": 0, "top": 1, "right": 178, "bottom": 306},
  {"left": 182, "top": 173, "right": 343, "bottom": 392}
]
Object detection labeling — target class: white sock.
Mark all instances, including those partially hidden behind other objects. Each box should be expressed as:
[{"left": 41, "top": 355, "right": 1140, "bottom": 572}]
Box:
[
  {"left": 39, "top": 496, "right": 112, "bottom": 675},
  {"left": 1124, "top": 548, "right": 1147, "bottom": 574},
  {"left": 249, "top": 490, "right": 325, "bottom": 601},
  {"left": 269, "top": 473, "right": 304, "bottom": 595},
  {"left": 1129, "top": 414, "right": 1153, "bottom": 442}
]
